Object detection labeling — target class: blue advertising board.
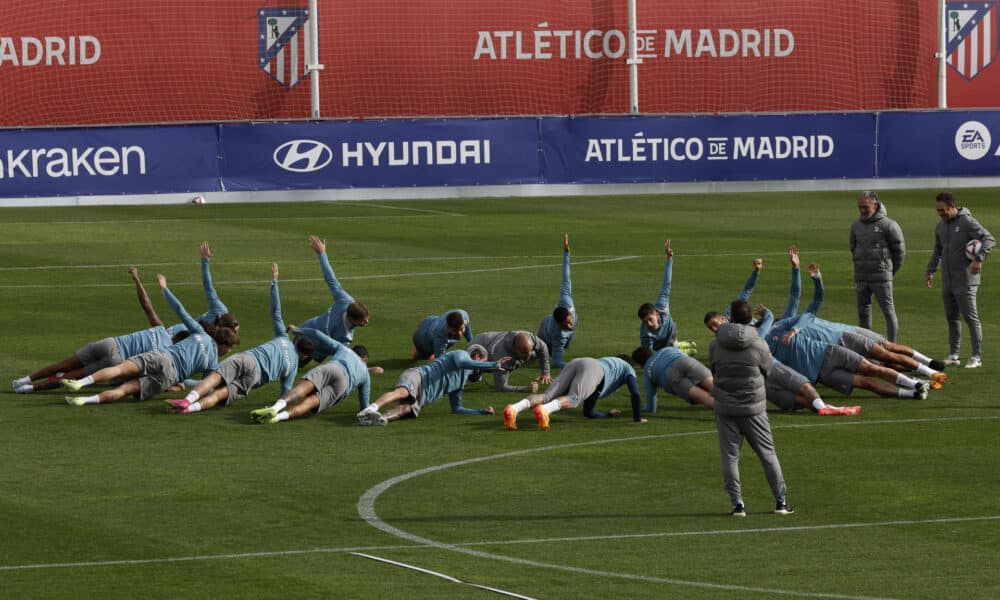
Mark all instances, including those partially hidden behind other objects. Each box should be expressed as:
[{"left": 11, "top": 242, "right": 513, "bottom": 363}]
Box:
[
  {"left": 0, "top": 125, "right": 219, "bottom": 198},
  {"left": 878, "top": 111, "right": 1000, "bottom": 177},
  {"left": 540, "top": 113, "right": 877, "bottom": 183},
  {"left": 219, "top": 118, "right": 541, "bottom": 190}
]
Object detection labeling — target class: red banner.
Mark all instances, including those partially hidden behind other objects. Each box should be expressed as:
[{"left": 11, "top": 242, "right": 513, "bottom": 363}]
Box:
[{"left": 0, "top": 1, "right": 994, "bottom": 127}]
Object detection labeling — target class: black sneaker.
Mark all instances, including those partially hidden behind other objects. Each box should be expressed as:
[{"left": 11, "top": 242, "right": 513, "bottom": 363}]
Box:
[
  {"left": 732, "top": 504, "right": 746, "bottom": 517},
  {"left": 929, "top": 359, "right": 946, "bottom": 371},
  {"left": 914, "top": 381, "right": 928, "bottom": 400},
  {"left": 774, "top": 502, "right": 794, "bottom": 515}
]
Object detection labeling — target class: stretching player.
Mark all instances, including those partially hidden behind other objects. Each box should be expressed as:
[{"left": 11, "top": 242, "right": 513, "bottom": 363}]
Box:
[
  {"left": 13, "top": 266, "right": 179, "bottom": 393},
  {"left": 470, "top": 330, "right": 552, "bottom": 393},
  {"left": 412, "top": 309, "right": 472, "bottom": 360},
  {"left": 298, "top": 235, "right": 370, "bottom": 360},
  {"left": 165, "top": 264, "right": 313, "bottom": 414},
  {"left": 638, "top": 240, "right": 694, "bottom": 353},
  {"left": 703, "top": 258, "right": 859, "bottom": 416},
  {"left": 63, "top": 275, "right": 239, "bottom": 405},
  {"left": 503, "top": 356, "right": 645, "bottom": 430},
  {"left": 774, "top": 263, "right": 947, "bottom": 386},
  {"left": 537, "top": 234, "right": 577, "bottom": 368},
  {"left": 631, "top": 345, "right": 714, "bottom": 411},
  {"left": 357, "top": 344, "right": 509, "bottom": 425},
  {"left": 250, "top": 328, "right": 371, "bottom": 424}
]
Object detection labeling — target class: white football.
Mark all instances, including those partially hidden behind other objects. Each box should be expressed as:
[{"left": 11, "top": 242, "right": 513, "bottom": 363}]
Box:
[
  {"left": 191, "top": 195, "right": 206, "bottom": 205},
  {"left": 965, "top": 239, "right": 983, "bottom": 261}
]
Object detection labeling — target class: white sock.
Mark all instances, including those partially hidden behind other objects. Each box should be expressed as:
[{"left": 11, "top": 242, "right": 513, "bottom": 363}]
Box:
[
  {"left": 898, "top": 388, "right": 915, "bottom": 398},
  {"left": 276, "top": 411, "right": 290, "bottom": 421},
  {"left": 13, "top": 376, "right": 31, "bottom": 386},
  {"left": 911, "top": 351, "right": 931, "bottom": 365},
  {"left": 811, "top": 398, "right": 827, "bottom": 411},
  {"left": 187, "top": 402, "right": 202, "bottom": 413},
  {"left": 185, "top": 390, "right": 201, "bottom": 402},
  {"left": 80, "top": 394, "right": 101, "bottom": 404},
  {"left": 915, "top": 364, "right": 934, "bottom": 377},
  {"left": 511, "top": 398, "right": 531, "bottom": 413},
  {"left": 78, "top": 375, "right": 95, "bottom": 386},
  {"left": 17, "top": 384, "right": 35, "bottom": 393},
  {"left": 543, "top": 400, "right": 561, "bottom": 414},
  {"left": 271, "top": 399, "right": 288, "bottom": 412},
  {"left": 895, "top": 373, "right": 918, "bottom": 388}
]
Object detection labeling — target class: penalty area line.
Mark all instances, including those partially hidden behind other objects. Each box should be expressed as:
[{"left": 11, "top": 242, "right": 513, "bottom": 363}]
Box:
[{"left": 350, "top": 552, "right": 538, "bottom": 600}]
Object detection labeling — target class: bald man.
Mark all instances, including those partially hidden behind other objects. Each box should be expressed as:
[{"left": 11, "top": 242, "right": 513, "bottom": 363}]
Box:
[{"left": 469, "top": 330, "right": 552, "bottom": 393}]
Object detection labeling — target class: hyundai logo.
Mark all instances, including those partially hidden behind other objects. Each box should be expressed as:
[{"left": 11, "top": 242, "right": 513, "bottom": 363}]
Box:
[{"left": 273, "top": 140, "right": 333, "bottom": 172}]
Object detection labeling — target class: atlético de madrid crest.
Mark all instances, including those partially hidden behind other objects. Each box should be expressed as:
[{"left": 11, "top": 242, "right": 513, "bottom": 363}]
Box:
[
  {"left": 258, "top": 7, "right": 311, "bottom": 88},
  {"left": 946, "top": 1, "right": 1000, "bottom": 80}
]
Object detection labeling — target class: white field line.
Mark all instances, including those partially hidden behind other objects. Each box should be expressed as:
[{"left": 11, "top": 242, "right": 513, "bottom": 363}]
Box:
[
  {"left": 0, "top": 415, "right": 995, "bottom": 587},
  {"left": 350, "top": 552, "right": 539, "bottom": 600},
  {"left": 356, "top": 415, "right": 1000, "bottom": 600},
  {"left": 0, "top": 256, "right": 640, "bottom": 289},
  {"left": 0, "top": 248, "right": 937, "bottom": 273}
]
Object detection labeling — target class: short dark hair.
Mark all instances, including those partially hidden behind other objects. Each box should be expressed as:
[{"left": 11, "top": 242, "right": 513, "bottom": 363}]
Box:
[
  {"left": 352, "top": 345, "right": 369, "bottom": 361},
  {"left": 294, "top": 336, "right": 315, "bottom": 356},
  {"left": 211, "top": 326, "right": 240, "bottom": 348},
  {"left": 936, "top": 191, "right": 957, "bottom": 207},
  {"left": 631, "top": 346, "right": 653, "bottom": 366},
  {"left": 445, "top": 311, "right": 465, "bottom": 329},
  {"left": 553, "top": 306, "right": 570, "bottom": 324},
  {"left": 704, "top": 311, "right": 721, "bottom": 325},
  {"left": 347, "top": 302, "right": 369, "bottom": 322},
  {"left": 637, "top": 303, "right": 656, "bottom": 319},
  {"left": 729, "top": 300, "right": 753, "bottom": 325}
]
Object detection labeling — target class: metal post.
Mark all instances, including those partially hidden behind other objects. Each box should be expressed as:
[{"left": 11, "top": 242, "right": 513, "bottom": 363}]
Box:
[
  {"left": 627, "top": 0, "right": 640, "bottom": 114},
  {"left": 308, "top": 0, "right": 323, "bottom": 118},
  {"left": 937, "top": 0, "right": 947, "bottom": 108}
]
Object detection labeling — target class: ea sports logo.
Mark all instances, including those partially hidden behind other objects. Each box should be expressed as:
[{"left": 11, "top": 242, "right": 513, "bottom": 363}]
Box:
[
  {"left": 273, "top": 140, "right": 333, "bottom": 172},
  {"left": 954, "top": 121, "right": 991, "bottom": 160}
]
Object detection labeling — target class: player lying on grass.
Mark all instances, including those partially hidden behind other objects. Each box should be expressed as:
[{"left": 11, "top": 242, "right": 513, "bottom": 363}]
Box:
[
  {"left": 469, "top": 330, "right": 552, "bottom": 393},
  {"left": 13, "top": 266, "right": 183, "bottom": 393},
  {"left": 537, "top": 234, "right": 577, "bottom": 368},
  {"left": 249, "top": 328, "right": 372, "bottom": 425},
  {"left": 773, "top": 262, "right": 948, "bottom": 387},
  {"left": 636, "top": 239, "right": 696, "bottom": 356},
  {"left": 165, "top": 263, "right": 315, "bottom": 414},
  {"left": 411, "top": 308, "right": 472, "bottom": 360},
  {"left": 14, "top": 242, "right": 236, "bottom": 393},
  {"left": 357, "top": 344, "right": 510, "bottom": 426},
  {"left": 631, "top": 345, "right": 715, "bottom": 412},
  {"left": 298, "top": 235, "right": 370, "bottom": 361},
  {"left": 702, "top": 258, "right": 859, "bottom": 416},
  {"left": 503, "top": 356, "right": 645, "bottom": 431},
  {"left": 761, "top": 307, "right": 929, "bottom": 401},
  {"left": 63, "top": 274, "right": 239, "bottom": 405}
]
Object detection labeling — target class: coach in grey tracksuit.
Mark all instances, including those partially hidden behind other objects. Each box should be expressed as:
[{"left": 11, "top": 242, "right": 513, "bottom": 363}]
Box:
[
  {"left": 851, "top": 191, "right": 905, "bottom": 342},
  {"left": 470, "top": 330, "right": 551, "bottom": 393},
  {"left": 709, "top": 301, "right": 789, "bottom": 514},
  {"left": 925, "top": 192, "right": 995, "bottom": 364}
]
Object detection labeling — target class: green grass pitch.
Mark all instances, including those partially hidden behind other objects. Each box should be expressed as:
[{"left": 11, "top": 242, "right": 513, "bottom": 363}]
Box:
[{"left": 1, "top": 190, "right": 997, "bottom": 599}]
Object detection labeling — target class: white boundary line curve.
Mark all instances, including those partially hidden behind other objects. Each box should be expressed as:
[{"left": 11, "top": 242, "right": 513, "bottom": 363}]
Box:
[{"left": 356, "top": 415, "right": 1000, "bottom": 600}]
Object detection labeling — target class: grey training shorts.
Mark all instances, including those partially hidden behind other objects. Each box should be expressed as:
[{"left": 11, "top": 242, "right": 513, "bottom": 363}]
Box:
[
  {"left": 840, "top": 330, "right": 877, "bottom": 356},
  {"left": 818, "top": 345, "right": 864, "bottom": 396},
  {"left": 543, "top": 357, "right": 604, "bottom": 407},
  {"left": 664, "top": 356, "right": 712, "bottom": 405},
  {"left": 393, "top": 367, "right": 425, "bottom": 416},
  {"left": 303, "top": 362, "right": 350, "bottom": 413},
  {"left": 766, "top": 361, "right": 809, "bottom": 411},
  {"left": 215, "top": 353, "right": 261, "bottom": 405},
  {"left": 76, "top": 337, "right": 123, "bottom": 374},
  {"left": 128, "top": 349, "right": 178, "bottom": 401}
]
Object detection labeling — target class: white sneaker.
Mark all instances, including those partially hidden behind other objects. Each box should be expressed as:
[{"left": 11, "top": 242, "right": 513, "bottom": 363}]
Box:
[
  {"left": 965, "top": 356, "right": 982, "bottom": 369},
  {"left": 944, "top": 354, "right": 961, "bottom": 366}
]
